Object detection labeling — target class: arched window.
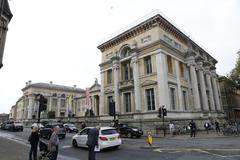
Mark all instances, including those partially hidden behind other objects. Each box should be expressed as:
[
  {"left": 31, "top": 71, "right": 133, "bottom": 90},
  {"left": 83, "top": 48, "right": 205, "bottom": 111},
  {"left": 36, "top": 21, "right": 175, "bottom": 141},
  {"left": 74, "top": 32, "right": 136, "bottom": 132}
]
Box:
[{"left": 121, "top": 46, "right": 131, "bottom": 58}]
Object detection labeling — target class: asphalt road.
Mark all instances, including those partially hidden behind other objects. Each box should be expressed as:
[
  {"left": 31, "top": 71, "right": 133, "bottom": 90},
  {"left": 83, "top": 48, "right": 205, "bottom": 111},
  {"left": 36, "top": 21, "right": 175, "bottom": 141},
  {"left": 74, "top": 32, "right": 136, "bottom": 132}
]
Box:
[{"left": 0, "top": 128, "right": 240, "bottom": 160}]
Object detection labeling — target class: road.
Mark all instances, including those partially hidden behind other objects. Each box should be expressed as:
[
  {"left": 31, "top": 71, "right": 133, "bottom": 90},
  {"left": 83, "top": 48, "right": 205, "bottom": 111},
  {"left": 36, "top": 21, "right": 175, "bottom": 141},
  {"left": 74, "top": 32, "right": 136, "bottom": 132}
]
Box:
[{"left": 0, "top": 128, "right": 240, "bottom": 160}]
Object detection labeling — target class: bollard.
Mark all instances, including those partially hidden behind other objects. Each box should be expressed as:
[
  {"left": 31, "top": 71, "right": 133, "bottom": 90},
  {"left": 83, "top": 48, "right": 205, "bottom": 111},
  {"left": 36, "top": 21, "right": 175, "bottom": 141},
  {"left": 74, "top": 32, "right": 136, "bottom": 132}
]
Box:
[{"left": 147, "top": 131, "right": 153, "bottom": 146}]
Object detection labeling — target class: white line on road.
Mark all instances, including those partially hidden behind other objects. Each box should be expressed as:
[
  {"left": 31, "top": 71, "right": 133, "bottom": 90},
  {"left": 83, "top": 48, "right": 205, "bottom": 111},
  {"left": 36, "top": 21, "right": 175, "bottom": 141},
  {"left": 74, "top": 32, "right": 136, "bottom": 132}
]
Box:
[{"left": 62, "top": 145, "right": 72, "bottom": 149}]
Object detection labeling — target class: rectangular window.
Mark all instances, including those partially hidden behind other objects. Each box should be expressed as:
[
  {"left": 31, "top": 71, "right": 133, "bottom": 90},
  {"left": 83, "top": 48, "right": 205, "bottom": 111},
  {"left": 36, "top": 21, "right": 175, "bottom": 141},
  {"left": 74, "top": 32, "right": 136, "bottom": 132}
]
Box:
[
  {"left": 167, "top": 55, "right": 173, "bottom": 74},
  {"left": 107, "top": 96, "right": 113, "bottom": 115},
  {"left": 182, "top": 90, "right": 187, "bottom": 110},
  {"left": 170, "top": 88, "right": 176, "bottom": 110},
  {"left": 52, "top": 99, "right": 57, "bottom": 110},
  {"left": 124, "top": 93, "right": 131, "bottom": 112},
  {"left": 144, "top": 56, "right": 152, "bottom": 74},
  {"left": 60, "top": 99, "right": 65, "bottom": 108},
  {"left": 107, "top": 69, "right": 112, "bottom": 84},
  {"left": 146, "top": 88, "right": 155, "bottom": 111},
  {"left": 122, "top": 61, "right": 132, "bottom": 81},
  {"left": 179, "top": 62, "right": 185, "bottom": 78}
]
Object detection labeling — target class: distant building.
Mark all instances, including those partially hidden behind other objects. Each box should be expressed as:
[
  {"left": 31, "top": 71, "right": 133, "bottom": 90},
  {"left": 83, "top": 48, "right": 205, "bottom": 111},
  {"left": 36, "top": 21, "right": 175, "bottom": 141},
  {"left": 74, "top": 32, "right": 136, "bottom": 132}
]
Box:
[
  {"left": 0, "top": 113, "right": 9, "bottom": 122},
  {"left": 12, "top": 80, "right": 100, "bottom": 122},
  {"left": 0, "top": 0, "right": 13, "bottom": 69}
]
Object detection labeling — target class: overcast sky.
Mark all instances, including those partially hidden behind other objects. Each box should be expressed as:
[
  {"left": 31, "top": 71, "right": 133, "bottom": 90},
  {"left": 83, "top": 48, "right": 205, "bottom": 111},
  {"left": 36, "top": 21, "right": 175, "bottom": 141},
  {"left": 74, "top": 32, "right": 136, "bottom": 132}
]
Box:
[{"left": 0, "top": 0, "right": 239, "bottom": 114}]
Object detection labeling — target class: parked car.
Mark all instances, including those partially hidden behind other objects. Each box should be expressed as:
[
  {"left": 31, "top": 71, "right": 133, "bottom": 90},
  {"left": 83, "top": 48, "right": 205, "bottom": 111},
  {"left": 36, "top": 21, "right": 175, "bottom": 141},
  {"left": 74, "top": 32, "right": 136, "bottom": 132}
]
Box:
[
  {"left": 118, "top": 123, "right": 143, "bottom": 138},
  {"left": 72, "top": 127, "right": 121, "bottom": 150},
  {"left": 64, "top": 123, "right": 79, "bottom": 133},
  {"left": 4, "top": 121, "right": 23, "bottom": 132},
  {"left": 0, "top": 122, "right": 6, "bottom": 129},
  {"left": 39, "top": 123, "right": 66, "bottom": 139}
]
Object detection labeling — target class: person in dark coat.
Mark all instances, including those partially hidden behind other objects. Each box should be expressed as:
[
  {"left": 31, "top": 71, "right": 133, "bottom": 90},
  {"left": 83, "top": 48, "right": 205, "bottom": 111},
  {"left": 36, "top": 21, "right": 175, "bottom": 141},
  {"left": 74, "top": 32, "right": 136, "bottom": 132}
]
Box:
[
  {"left": 28, "top": 126, "right": 39, "bottom": 160},
  {"left": 215, "top": 121, "right": 220, "bottom": 133},
  {"left": 189, "top": 120, "right": 196, "bottom": 138},
  {"left": 87, "top": 126, "right": 100, "bottom": 160}
]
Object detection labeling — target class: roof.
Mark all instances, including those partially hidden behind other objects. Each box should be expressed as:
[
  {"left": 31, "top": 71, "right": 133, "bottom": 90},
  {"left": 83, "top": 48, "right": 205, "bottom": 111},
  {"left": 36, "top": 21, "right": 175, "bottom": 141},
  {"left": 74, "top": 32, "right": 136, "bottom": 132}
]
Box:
[
  {"left": 97, "top": 10, "right": 216, "bottom": 62},
  {"left": 22, "top": 82, "right": 85, "bottom": 93}
]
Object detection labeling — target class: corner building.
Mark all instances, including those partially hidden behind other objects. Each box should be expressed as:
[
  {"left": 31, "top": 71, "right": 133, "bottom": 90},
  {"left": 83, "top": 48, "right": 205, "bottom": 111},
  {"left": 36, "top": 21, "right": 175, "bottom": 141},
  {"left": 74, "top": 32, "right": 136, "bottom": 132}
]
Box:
[{"left": 97, "top": 11, "right": 224, "bottom": 129}]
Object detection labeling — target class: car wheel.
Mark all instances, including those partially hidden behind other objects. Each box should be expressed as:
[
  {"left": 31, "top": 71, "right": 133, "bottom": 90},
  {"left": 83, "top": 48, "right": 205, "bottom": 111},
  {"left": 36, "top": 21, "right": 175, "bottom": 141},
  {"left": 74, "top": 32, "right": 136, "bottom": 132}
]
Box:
[
  {"left": 127, "top": 133, "right": 132, "bottom": 138},
  {"left": 62, "top": 135, "right": 66, "bottom": 139},
  {"left": 72, "top": 140, "right": 78, "bottom": 148},
  {"left": 136, "top": 135, "right": 141, "bottom": 138}
]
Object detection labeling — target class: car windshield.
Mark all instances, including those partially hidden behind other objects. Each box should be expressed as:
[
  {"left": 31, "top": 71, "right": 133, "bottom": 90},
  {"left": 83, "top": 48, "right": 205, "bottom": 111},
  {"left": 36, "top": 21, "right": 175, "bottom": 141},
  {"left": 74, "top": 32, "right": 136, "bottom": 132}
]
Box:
[
  {"left": 101, "top": 129, "right": 118, "bottom": 135},
  {"left": 66, "top": 124, "right": 75, "bottom": 127}
]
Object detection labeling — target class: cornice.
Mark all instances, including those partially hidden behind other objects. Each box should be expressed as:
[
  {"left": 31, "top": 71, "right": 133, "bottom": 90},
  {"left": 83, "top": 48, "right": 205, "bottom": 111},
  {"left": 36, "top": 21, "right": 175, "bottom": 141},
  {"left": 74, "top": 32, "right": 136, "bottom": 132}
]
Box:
[{"left": 97, "top": 11, "right": 217, "bottom": 63}]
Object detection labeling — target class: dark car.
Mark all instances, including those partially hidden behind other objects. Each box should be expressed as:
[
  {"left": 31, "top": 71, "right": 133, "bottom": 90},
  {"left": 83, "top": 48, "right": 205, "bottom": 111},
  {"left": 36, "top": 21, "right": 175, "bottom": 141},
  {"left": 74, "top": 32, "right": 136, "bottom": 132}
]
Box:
[
  {"left": 118, "top": 123, "right": 143, "bottom": 138},
  {"left": 39, "top": 123, "right": 66, "bottom": 139},
  {"left": 63, "top": 123, "right": 79, "bottom": 133}
]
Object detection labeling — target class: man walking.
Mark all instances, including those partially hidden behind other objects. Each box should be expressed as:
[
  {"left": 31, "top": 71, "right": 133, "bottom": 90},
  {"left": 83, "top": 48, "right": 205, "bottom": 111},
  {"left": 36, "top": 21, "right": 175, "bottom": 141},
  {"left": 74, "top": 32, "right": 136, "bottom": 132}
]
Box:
[
  {"left": 87, "top": 126, "right": 100, "bottom": 160},
  {"left": 189, "top": 120, "right": 196, "bottom": 138},
  {"left": 215, "top": 120, "right": 220, "bottom": 133},
  {"left": 48, "top": 126, "right": 59, "bottom": 160},
  {"left": 28, "top": 126, "right": 39, "bottom": 160}
]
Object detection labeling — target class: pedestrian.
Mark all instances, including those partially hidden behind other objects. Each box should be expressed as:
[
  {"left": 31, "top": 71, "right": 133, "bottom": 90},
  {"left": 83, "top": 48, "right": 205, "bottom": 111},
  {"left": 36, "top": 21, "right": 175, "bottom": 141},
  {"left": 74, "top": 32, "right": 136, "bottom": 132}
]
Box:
[
  {"left": 28, "top": 125, "right": 39, "bottom": 160},
  {"left": 81, "top": 122, "right": 86, "bottom": 129},
  {"left": 215, "top": 120, "right": 220, "bottom": 133},
  {"left": 204, "top": 121, "right": 210, "bottom": 134},
  {"left": 169, "top": 121, "right": 175, "bottom": 136},
  {"left": 87, "top": 126, "right": 100, "bottom": 160},
  {"left": 48, "top": 126, "right": 59, "bottom": 160},
  {"left": 189, "top": 120, "right": 196, "bottom": 138}
]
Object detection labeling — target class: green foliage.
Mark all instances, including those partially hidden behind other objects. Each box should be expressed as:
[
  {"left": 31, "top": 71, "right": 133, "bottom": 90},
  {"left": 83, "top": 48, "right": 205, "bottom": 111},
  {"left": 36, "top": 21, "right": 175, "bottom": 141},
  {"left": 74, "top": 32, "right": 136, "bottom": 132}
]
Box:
[{"left": 229, "top": 53, "right": 240, "bottom": 89}]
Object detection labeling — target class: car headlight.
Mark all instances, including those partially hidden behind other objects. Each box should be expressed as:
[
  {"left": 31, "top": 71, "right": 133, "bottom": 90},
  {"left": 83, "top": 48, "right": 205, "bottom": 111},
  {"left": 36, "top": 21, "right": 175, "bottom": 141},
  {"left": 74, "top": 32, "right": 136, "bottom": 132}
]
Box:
[{"left": 132, "top": 129, "right": 138, "bottom": 132}]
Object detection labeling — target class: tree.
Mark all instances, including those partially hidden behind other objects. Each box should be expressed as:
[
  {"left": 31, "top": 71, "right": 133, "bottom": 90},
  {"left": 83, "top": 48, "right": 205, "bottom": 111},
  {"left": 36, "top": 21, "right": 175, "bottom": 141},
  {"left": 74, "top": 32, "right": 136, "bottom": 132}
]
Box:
[{"left": 229, "top": 51, "right": 240, "bottom": 90}]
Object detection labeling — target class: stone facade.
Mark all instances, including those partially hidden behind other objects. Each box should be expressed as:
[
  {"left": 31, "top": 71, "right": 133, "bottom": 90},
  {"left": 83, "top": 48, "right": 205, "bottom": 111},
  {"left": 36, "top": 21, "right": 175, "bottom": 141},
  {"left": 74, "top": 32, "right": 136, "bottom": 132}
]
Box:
[
  {"left": 14, "top": 80, "right": 100, "bottom": 122},
  {"left": 97, "top": 11, "right": 224, "bottom": 129},
  {"left": 0, "top": 0, "right": 12, "bottom": 69}
]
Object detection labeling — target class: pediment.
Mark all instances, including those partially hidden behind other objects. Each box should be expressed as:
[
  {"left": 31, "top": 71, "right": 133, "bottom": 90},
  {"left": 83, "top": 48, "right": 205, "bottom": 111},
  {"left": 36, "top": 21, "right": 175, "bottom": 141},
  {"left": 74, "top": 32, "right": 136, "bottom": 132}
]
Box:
[
  {"left": 104, "top": 88, "right": 114, "bottom": 94},
  {"left": 141, "top": 80, "right": 157, "bottom": 87}
]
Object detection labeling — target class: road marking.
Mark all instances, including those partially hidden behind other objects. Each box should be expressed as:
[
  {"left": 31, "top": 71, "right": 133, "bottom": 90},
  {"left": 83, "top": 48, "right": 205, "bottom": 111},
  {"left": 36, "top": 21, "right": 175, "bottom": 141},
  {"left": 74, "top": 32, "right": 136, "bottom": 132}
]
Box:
[
  {"left": 62, "top": 145, "right": 72, "bottom": 149},
  {"left": 153, "top": 148, "right": 240, "bottom": 158}
]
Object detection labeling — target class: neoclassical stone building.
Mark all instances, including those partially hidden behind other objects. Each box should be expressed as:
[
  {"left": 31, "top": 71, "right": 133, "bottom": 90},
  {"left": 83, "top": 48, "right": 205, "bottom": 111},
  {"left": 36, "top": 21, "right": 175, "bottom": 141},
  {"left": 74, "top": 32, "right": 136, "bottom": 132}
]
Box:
[
  {"left": 12, "top": 80, "right": 101, "bottom": 122},
  {"left": 97, "top": 11, "right": 224, "bottom": 125},
  {"left": 0, "top": 0, "right": 13, "bottom": 69}
]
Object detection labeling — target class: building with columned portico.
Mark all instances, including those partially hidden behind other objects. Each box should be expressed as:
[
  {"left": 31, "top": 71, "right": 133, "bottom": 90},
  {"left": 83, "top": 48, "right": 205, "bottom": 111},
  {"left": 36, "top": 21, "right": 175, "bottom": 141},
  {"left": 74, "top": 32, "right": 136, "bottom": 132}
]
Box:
[{"left": 97, "top": 11, "right": 224, "bottom": 130}]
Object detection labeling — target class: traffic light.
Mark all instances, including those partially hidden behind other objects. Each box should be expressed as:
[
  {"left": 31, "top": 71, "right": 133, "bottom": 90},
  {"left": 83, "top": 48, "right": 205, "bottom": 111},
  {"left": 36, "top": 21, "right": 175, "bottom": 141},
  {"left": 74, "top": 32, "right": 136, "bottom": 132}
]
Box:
[
  {"left": 39, "top": 95, "right": 48, "bottom": 112},
  {"left": 158, "top": 107, "right": 162, "bottom": 118},
  {"left": 162, "top": 108, "right": 167, "bottom": 116}
]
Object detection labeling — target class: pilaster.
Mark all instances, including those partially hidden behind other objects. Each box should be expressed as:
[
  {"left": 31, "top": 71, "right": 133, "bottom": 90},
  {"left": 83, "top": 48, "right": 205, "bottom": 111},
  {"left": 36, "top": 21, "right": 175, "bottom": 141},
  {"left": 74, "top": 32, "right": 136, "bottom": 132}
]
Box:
[
  {"left": 204, "top": 66, "right": 215, "bottom": 111},
  {"left": 196, "top": 61, "right": 209, "bottom": 111},
  {"left": 156, "top": 50, "right": 170, "bottom": 110},
  {"left": 112, "top": 56, "right": 120, "bottom": 114},
  {"left": 131, "top": 52, "right": 141, "bottom": 112},
  {"left": 175, "top": 60, "right": 183, "bottom": 111},
  {"left": 211, "top": 69, "right": 221, "bottom": 111}
]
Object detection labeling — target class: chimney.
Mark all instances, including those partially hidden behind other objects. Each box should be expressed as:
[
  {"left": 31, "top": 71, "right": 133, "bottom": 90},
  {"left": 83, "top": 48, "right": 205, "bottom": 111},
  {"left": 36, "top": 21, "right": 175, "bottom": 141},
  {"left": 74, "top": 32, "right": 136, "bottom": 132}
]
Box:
[
  {"left": 28, "top": 80, "right": 32, "bottom": 85},
  {"left": 73, "top": 85, "right": 77, "bottom": 88},
  {"left": 50, "top": 81, "right": 53, "bottom": 84}
]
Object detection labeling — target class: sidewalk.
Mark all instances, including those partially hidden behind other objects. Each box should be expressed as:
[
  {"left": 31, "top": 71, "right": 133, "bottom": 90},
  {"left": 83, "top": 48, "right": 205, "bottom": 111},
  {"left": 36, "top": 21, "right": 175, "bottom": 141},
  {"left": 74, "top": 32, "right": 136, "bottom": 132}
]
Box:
[{"left": 146, "top": 130, "right": 237, "bottom": 140}]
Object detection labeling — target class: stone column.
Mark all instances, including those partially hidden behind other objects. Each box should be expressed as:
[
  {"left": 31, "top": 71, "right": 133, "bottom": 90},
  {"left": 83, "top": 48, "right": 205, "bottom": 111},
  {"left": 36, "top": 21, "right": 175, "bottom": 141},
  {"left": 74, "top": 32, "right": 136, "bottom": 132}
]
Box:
[
  {"left": 156, "top": 50, "right": 170, "bottom": 109},
  {"left": 27, "top": 95, "right": 35, "bottom": 119},
  {"left": 99, "top": 70, "right": 105, "bottom": 115},
  {"left": 131, "top": 52, "right": 141, "bottom": 112},
  {"left": 112, "top": 56, "right": 121, "bottom": 113},
  {"left": 175, "top": 60, "right": 183, "bottom": 110},
  {"left": 211, "top": 69, "right": 221, "bottom": 111},
  {"left": 57, "top": 98, "right": 61, "bottom": 117},
  {"left": 186, "top": 55, "right": 201, "bottom": 111},
  {"left": 197, "top": 62, "right": 209, "bottom": 111},
  {"left": 205, "top": 66, "right": 215, "bottom": 111}
]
